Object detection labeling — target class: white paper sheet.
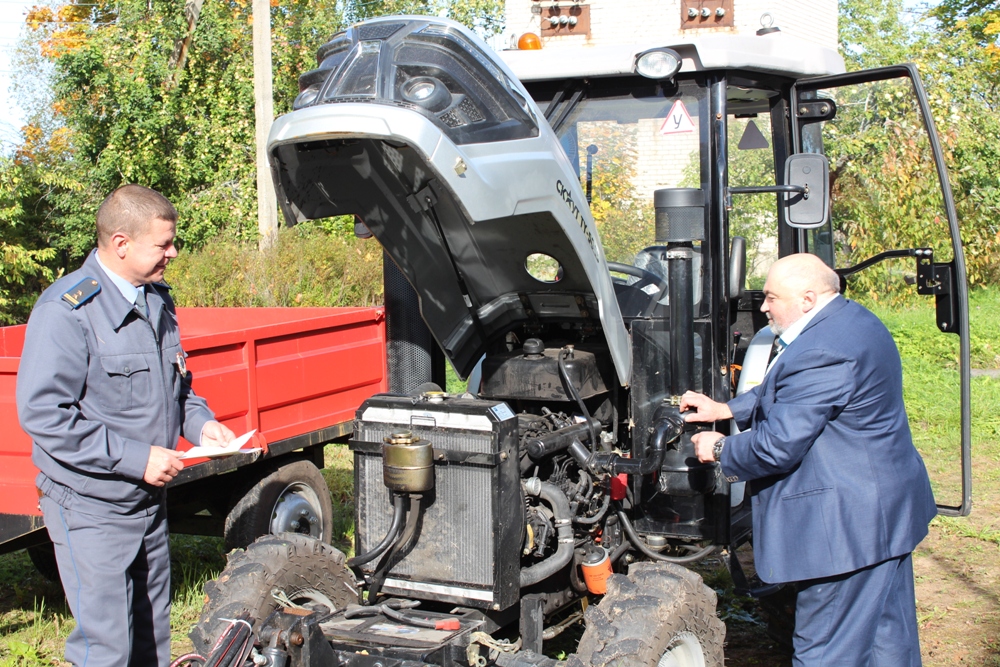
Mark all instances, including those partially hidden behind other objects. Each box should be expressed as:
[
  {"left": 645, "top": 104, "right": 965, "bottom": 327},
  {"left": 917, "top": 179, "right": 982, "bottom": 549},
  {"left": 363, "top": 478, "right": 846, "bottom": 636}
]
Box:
[{"left": 179, "top": 429, "right": 259, "bottom": 460}]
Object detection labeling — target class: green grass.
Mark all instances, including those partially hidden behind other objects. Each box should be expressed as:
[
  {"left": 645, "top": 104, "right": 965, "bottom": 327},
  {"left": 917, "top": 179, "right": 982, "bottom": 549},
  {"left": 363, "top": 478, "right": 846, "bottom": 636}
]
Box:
[
  {"left": 865, "top": 286, "right": 1000, "bottom": 504},
  {"left": 3, "top": 286, "right": 999, "bottom": 665}
]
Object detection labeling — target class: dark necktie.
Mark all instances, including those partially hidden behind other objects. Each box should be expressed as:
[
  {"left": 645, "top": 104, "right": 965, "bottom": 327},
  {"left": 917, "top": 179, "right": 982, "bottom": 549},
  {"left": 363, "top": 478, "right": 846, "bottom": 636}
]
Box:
[
  {"left": 768, "top": 336, "right": 783, "bottom": 363},
  {"left": 135, "top": 286, "right": 148, "bottom": 318}
]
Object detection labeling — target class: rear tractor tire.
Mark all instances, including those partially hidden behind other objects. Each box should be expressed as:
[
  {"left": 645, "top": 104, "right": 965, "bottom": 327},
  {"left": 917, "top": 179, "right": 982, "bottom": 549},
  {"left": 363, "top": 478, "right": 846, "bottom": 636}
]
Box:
[
  {"left": 189, "top": 533, "right": 358, "bottom": 657},
  {"left": 223, "top": 458, "right": 334, "bottom": 552},
  {"left": 573, "top": 561, "right": 726, "bottom": 667}
]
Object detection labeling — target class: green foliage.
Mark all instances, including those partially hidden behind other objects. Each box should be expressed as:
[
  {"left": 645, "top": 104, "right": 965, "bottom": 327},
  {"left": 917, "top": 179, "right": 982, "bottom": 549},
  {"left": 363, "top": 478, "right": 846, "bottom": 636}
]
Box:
[
  {"left": 345, "top": 0, "right": 504, "bottom": 36},
  {"left": 835, "top": 0, "right": 1000, "bottom": 293},
  {"left": 931, "top": 0, "right": 1000, "bottom": 49},
  {"left": 577, "top": 121, "right": 655, "bottom": 264},
  {"left": 2, "top": 0, "right": 499, "bottom": 306},
  {"left": 167, "top": 226, "right": 383, "bottom": 308},
  {"left": 0, "top": 156, "right": 57, "bottom": 323}
]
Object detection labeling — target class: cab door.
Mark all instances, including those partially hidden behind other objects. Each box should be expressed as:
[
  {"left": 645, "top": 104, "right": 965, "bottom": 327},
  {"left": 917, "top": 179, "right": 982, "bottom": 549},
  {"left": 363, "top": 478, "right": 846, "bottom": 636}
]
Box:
[{"left": 790, "top": 65, "right": 971, "bottom": 516}]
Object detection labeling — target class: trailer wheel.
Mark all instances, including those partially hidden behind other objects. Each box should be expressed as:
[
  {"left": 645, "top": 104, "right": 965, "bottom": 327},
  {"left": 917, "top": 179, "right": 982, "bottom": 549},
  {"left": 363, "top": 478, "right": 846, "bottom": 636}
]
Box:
[
  {"left": 573, "top": 561, "right": 725, "bottom": 667},
  {"left": 27, "top": 541, "right": 60, "bottom": 582},
  {"left": 223, "top": 458, "right": 334, "bottom": 552},
  {"left": 189, "top": 533, "right": 357, "bottom": 656}
]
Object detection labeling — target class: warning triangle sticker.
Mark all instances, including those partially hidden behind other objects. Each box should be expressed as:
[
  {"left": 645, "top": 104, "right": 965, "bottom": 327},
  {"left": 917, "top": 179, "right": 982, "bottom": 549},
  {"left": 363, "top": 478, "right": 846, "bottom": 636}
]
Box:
[{"left": 660, "top": 100, "right": 696, "bottom": 135}]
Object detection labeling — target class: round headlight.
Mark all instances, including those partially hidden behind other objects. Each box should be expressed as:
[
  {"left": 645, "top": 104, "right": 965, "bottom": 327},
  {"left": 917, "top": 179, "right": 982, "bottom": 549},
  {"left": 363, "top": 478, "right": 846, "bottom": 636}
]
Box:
[
  {"left": 635, "top": 49, "right": 682, "bottom": 80},
  {"left": 400, "top": 76, "right": 452, "bottom": 112},
  {"left": 293, "top": 87, "right": 320, "bottom": 109},
  {"left": 406, "top": 81, "right": 436, "bottom": 101}
]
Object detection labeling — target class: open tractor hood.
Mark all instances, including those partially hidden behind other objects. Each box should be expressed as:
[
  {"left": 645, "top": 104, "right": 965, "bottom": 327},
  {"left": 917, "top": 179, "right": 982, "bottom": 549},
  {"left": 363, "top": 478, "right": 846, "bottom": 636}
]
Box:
[{"left": 268, "top": 16, "right": 631, "bottom": 384}]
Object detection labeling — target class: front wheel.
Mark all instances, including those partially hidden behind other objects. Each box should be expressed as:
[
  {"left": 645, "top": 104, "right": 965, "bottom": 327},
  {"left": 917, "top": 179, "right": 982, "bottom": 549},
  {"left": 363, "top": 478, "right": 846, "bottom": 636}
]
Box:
[
  {"left": 573, "top": 561, "right": 726, "bottom": 667},
  {"left": 189, "top": 533, "right": 357, "bottom": 656}
]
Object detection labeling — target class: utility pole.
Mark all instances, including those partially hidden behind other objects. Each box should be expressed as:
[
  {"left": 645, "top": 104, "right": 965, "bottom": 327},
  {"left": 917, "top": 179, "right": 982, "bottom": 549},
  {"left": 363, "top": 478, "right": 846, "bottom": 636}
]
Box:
[{"left": 253, "top": 0, "right": 279, "bottom": 249}]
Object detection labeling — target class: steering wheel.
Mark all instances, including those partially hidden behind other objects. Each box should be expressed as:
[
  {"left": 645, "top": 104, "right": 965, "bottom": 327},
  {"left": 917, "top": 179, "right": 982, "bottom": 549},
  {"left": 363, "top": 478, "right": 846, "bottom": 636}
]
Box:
[{"left": 608, "top": 262, "right": 668, "bottom": 318}]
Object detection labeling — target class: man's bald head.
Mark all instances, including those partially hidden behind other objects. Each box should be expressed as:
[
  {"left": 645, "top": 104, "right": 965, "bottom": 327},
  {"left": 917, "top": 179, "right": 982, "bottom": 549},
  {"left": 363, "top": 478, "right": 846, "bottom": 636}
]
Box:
[
  {"left": 768, "top": 253, "right": 841, "bottom": 297},
  {"left": 761, "top": 254, "right": 840, "bottom": 336}
]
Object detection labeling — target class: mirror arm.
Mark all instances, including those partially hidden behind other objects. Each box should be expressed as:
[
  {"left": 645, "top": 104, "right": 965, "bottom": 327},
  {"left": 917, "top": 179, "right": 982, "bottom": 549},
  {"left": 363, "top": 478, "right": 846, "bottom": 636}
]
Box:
[
  {"left": 835, "top": 248, "right": 930, "bottom": 278},
  {"left": 728, "top": 184, "right": 808, "bottom": 196}
]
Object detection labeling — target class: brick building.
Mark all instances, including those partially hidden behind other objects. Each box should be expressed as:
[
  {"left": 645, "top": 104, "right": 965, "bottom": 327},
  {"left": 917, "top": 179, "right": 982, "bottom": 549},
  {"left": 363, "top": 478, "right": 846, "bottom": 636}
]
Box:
[{"left": 502, "top": 1, "right": 837, "bottom": 51}]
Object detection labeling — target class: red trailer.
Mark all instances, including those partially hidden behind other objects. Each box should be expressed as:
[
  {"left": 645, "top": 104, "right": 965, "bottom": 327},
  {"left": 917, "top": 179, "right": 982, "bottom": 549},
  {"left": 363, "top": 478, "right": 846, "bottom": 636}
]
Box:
[{"left": 0, "top": 306, "right": 386, "bottom": 566}]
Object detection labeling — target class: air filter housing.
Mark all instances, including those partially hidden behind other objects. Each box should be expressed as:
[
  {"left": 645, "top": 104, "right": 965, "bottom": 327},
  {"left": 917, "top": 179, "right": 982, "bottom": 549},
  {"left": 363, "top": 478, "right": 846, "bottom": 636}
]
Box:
[{"left": 654, "top": 187, "right": 705, "bottom": 243}]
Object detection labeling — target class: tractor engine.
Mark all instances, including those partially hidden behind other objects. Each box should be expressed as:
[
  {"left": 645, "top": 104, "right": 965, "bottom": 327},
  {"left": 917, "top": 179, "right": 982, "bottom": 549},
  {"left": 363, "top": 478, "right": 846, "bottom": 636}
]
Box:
[{"left": 350, "top": 340, "right": 618, "bottom": 615}]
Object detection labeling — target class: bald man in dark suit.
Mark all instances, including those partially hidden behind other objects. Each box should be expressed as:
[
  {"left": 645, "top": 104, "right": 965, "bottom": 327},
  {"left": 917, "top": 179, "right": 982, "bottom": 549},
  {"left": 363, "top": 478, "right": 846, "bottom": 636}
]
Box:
[{"left": 681, "top": 253, "right": 935, "bottom": 666}]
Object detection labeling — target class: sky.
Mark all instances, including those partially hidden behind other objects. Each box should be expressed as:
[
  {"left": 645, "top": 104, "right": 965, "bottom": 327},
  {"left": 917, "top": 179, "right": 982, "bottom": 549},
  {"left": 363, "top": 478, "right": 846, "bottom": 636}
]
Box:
[
  {"left": 0, "top": 0, "right": 941, "bottom": 153},
  {"left": 0, "top": 1, "right": 34, "bottom": 150}
]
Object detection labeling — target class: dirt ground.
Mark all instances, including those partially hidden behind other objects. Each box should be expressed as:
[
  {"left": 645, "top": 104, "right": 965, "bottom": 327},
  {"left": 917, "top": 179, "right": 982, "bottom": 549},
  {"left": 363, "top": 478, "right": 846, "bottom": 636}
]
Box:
[{"left": 719, "top": 514, "right": 1000, "bottom": 666}]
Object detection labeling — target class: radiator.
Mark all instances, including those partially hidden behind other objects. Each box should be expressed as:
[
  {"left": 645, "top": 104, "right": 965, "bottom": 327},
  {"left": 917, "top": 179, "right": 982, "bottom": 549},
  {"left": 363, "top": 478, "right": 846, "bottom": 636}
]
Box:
[{"left": 351, "top": 394, "right": 522, "bottom": 611}]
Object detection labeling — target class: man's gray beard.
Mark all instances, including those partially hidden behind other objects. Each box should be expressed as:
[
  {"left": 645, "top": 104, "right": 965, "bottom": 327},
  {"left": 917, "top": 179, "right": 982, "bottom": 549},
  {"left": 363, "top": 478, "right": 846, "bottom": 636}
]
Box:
[{"left": 768, "top": 320, "right": 786, "bottom": 336}]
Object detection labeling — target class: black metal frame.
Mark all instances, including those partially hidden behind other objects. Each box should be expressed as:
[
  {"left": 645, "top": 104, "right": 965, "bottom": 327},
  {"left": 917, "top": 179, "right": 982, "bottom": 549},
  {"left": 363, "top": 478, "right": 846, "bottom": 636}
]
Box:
[{"left": 791, "top": 65, "right": 972, "bottom": 517}]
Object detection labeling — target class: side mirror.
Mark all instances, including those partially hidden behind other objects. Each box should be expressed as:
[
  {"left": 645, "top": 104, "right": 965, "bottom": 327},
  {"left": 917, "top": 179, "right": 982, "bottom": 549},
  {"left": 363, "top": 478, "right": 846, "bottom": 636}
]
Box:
[
  {"left": 784, "top": 153, "right": 830, "bottom": 229},
  {"left": 729, "top": 236, "right": 746, "bottom": 301}
]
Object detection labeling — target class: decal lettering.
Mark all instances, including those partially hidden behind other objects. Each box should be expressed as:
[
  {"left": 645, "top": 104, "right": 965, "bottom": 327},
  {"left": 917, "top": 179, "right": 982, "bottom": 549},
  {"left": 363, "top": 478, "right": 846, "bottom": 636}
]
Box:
[{"left": 556, "top": 179, "right": 596, "bottom": 253}]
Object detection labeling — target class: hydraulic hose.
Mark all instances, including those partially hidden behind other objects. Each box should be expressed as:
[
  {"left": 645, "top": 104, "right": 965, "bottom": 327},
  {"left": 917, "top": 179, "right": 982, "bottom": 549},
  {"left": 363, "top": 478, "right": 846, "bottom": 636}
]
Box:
[
  {"left": 557, "top": 349, "right": 600, "bottom": 453},
  {"left": 348, "top": 493, "right": 407, "bottom": 568},
  {"left": 367, "top": 494, "right": 422, "bottom": 603},
  {"left": 520, "top": 483, "right": 575, "bottom": 588},
  {"left": 589, "top": 404, "right": 684, "bottom": 476},
  {"left": 616, "top": 506, "right": 717, "bottom": 564},
  {"left": 573, "top": 488, "right": 610, "bottom": 525}
]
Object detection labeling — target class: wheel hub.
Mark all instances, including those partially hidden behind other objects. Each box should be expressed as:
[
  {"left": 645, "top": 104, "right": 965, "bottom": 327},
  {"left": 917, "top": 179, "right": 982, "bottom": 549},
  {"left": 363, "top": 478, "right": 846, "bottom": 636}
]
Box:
[
  {"left": 270, "top": 482, "right": 324, "bottom": 538},
  {"left": 656, "top": 632, "right": 706, "bottom": 667}
]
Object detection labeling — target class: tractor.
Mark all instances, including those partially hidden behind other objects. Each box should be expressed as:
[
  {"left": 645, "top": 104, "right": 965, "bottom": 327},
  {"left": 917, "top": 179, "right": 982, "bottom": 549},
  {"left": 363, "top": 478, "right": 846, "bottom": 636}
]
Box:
[{"left": 188, "top": 14, "right": 971, "bottom": 667}]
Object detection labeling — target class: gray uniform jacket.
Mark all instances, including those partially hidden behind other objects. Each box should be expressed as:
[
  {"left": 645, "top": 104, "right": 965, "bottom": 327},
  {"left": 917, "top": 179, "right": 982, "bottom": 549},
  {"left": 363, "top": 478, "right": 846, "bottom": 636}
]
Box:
[{"left": 17, "top": 250, "right": 215, "bottom": 516}]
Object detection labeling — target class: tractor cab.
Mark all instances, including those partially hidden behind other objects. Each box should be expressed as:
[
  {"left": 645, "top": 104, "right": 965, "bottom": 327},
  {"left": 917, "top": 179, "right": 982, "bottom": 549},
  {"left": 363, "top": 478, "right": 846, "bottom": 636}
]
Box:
[{"left": 503, "top": 35, "right": 971, "bottom": 522}]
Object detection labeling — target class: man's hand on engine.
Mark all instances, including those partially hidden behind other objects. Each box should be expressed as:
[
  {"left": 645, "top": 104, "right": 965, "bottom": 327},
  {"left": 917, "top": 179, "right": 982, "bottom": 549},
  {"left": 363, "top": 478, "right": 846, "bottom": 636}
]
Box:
[{"left": 679, "top": 391, "right": 733, "bottom": 423}]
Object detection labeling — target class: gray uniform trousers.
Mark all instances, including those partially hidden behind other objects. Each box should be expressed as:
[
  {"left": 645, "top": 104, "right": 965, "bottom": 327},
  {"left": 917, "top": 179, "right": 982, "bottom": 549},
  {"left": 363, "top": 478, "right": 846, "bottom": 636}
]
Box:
[{"left": 40, "top": 491, "right": 171, "bottom": 667}]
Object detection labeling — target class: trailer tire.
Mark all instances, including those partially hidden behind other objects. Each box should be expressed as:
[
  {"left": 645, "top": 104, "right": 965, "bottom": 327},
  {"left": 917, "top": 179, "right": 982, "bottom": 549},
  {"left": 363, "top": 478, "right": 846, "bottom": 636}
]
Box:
[
  {"left": 27, "top": 541, "right": 60, "bottom": 582},
  {"left": 573, "top": 561, "right": 725, "bottom": 667},
  {"left": 189, "top": 533, "right": 357, "bottom": 656},
  {"left": 223, "top": 458, "right": 334, "bottom": 552}
]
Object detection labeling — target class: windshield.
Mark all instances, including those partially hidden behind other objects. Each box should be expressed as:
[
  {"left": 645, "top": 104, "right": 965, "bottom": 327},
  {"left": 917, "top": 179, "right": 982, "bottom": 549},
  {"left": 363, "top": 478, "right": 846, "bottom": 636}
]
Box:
[{"left": 525, "top": 77, "right": 709, "bottom": 265}]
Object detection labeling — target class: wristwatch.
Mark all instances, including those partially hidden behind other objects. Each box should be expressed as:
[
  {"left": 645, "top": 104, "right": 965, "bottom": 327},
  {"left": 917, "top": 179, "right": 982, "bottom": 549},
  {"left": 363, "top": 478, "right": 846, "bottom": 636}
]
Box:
[{"left": 712, "top": 436, "right": 726, "bottom": 462}]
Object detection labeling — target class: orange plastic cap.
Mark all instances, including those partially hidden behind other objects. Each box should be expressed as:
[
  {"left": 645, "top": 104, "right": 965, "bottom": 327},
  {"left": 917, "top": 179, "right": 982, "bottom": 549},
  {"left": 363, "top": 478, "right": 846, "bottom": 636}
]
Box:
[{"left": 518, "top": 32, "right": 542, "bottom": 50}]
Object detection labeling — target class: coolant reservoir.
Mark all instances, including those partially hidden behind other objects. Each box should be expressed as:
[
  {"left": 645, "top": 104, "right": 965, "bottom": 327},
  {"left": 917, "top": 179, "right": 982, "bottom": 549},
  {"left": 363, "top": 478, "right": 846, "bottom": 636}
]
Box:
[{"left": 382, "top": 429, "right": 434, "bottom": 493}]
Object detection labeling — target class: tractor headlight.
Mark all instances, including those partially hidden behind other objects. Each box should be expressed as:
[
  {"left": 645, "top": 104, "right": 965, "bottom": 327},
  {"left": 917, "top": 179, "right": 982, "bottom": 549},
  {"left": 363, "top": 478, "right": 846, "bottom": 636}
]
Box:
[
  {"left": 298, "top": 19, "right": 539, "bottom": 145},
  {"left": 399, "top": 76, "right": 452, "bottom": 113},
  {"left": 635, "top": 48, "right": 682, "bottom": 80}
]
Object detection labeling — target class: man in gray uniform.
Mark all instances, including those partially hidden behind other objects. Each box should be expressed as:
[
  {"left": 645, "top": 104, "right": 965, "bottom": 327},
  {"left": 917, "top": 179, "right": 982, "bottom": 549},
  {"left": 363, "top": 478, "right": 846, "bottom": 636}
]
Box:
[{"left": 17, "top": 185, "right": 235, "bottom": 667}]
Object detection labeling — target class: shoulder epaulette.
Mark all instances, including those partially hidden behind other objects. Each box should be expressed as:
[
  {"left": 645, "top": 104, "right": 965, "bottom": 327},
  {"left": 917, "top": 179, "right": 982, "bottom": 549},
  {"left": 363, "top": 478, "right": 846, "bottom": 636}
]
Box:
[{"left": 61, "top": 278, "right": 101, "bottom": 309}]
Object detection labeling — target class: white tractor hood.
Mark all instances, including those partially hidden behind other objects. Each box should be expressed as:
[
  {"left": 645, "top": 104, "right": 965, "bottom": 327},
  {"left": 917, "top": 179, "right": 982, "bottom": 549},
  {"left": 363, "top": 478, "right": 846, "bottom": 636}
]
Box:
[{"left": 268, "top": 16, "right": 631, "bottom": 384}]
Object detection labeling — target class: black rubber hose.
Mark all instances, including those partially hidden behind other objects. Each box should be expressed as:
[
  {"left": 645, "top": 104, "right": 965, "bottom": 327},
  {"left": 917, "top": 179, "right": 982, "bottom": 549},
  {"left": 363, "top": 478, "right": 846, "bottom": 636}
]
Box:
[
  {"left": 557, "top": 349, "right": 600, "bottom": 453},
  {"left": 573, "top": 489, "right": 610, "bottom": 525},
  {"left": 616, "top": 507, "right": 717, "bottom": 564},
  {"left": 609, "top": 539, "right": 630, "bottom": 564},
  {"left": 592, "top": 404, "right": 684, "bottom": 476},
  {"left": 520, "top": 483, "right": 575, "bottom": 587},
  {"left": 348, "top": 493, "right": 406, "bottom": 568},
  {"left": 367, "top": 494, "right": 422, "bottom": 603}
]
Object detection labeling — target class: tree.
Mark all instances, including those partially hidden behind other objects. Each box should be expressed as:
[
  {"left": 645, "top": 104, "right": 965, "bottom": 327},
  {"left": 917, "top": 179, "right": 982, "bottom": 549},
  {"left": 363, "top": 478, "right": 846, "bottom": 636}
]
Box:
[
  {"left": 833, "top": 0, "right": 1000, "bottom": 292},
  {"left": 8, "top": 0, "right": 503, "bottom": 270}
]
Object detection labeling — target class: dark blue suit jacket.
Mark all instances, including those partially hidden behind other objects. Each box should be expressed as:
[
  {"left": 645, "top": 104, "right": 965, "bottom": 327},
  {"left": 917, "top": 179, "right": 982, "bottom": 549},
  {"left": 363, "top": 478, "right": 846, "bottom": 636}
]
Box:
[{"left": 724, "top": 295, "right": 936, "bottom": 584}]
